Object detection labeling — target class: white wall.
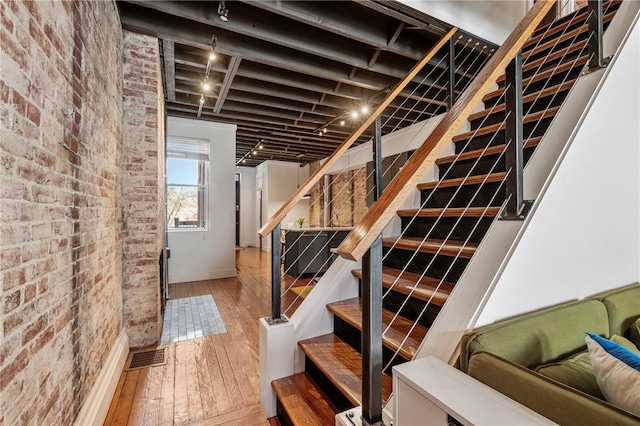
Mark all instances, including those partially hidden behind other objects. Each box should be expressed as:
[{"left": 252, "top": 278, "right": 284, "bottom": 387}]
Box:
[
  {"left": 167, "top": 117, "right": 237, "bottom": 283},
  {"left": 475, "top": 15, "right": 640, "bottom": 326},
  {"left": 398, "top": 1, "right": 529, "bottom": 45},
  {"left": 256, "top": 161, "right": 309, "bottom": 251},
  {"left": 236, "top": 166, "right": 257, "bottom": 247}
]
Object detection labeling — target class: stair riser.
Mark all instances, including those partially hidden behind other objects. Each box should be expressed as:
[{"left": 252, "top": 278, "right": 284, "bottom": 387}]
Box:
[
  {"left": 401, "top": 216, "right": 494, "bottom": 244},
  {"left": 525, "top": 17, "right": 615, "bottom": 64},
  {"left": 455, "top": 117, "right": 553, "bottom": 152},
  {"left": 333, "top": 317, "right": 409, "bottom": 373},
  {"left": 420, "top": 181, "right": 505, "bottom": 209},
  {"left": 487, "top": 66, "right": 582, "bottom": 108},
  {"left": 303, "top": 358, "right": 354, "bottom": 413},
  {"left": 276, "top": 400, "right": 295, "bottom": 426},
  {"left": 470, "top": 90, "right": 570, "bottom": 130},
  {"left": 438, "top": 148, "right": 535, "bottom": 180},
  {"left": 383, "top": 289, "right": 443, "bottom": 329},
  {"left": 383, "top": 248, "right": 470, "bottom": 283}
]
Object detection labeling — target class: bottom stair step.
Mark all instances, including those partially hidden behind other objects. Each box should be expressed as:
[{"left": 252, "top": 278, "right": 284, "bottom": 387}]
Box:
[
  {"left": 299, "top": 333, "right": 393, "bottom": 406},
  {"left": 272, "top": 373, "right": 337, "bottom": 426}
]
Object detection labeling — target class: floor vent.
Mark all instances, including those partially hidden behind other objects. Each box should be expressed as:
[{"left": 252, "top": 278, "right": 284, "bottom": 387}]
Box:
[{"left": 126, "top": 348, "right": 166, "bottom": 371}]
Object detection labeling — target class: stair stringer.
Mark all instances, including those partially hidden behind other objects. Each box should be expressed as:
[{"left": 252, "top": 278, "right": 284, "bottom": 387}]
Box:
[{"left": 411, "top": 0, "right": 640, "bottom": 365}]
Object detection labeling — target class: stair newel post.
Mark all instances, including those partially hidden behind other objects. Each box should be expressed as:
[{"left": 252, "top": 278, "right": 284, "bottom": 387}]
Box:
[
  {"left": 588, "top": 0, "right": 605, "bottom": 71},
  {"left": 362, "top": 116, "right": 383, "bottom": 426},
  {"left": 268, "top": 223, "right": 286, "bottom": 324},
  {"left": 447, "top": 36, "right": 456, "bottom": 109},
  {"left": 501, "top": 50, "right": 532, "bottom": 220}
]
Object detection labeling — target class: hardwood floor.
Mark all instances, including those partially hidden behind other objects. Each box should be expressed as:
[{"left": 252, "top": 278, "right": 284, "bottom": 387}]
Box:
[{"left": 105, "top": 248, "right": 279, "bottom": 426}]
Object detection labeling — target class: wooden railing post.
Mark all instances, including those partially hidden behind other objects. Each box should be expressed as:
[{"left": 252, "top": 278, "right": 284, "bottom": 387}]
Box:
[
  {"left": 267, "top": 223, "right": 286, "bottom": 324},
  {"left": 588, "top": 0, "right": 605, "bottom": 71},
  {"left": 362, "top": 116, "right": 383, "bottom": 426},
  {"left": 501, "top": 51, "right": 531, "bottom": 220}
]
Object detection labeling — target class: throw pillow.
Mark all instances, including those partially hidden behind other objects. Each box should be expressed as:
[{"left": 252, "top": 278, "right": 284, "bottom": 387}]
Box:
[
  {"left": 610, "top": 334, "right": 640, "bottom": 355},
  {"left": 631, "top": 318, "right": 640, "bottom": 349},
  {"left": 585, "top": 332, "right": 640, "bottom": 416}
]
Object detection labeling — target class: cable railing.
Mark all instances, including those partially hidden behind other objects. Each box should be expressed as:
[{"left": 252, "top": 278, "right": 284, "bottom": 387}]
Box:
[
  {"left": 273, "top": 33, "right": 497, "bottom": 319},
  {"left": 258, "top": 26, "right": 483, "bottom": 324}
]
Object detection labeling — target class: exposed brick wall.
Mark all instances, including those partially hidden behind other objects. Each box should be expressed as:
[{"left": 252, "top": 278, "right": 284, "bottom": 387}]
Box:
[
  {"left": 352, "top": 167, "right": 368, "bottom": 224},
  {"left": 308, "top": 160, "right": 325, "bottom": 227},
  {"left": 329, "top": 166, "right": 367, "bottom": 227},
  {"left": 121, "top": 31, "right": 163, "bottom": 348},
  {"left": 0, "top": 1, "right": 124, "bottom": 424}
]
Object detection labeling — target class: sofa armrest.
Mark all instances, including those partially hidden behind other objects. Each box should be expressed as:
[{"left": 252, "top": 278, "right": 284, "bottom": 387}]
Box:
[{"left": 468, "top": 352, "right": 640, "bottom": 426}]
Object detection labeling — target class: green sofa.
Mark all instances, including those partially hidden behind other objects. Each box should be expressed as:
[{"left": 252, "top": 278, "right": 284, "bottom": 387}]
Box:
[{"left": 460, "top": 283, "right": 640, "bottom": 425}]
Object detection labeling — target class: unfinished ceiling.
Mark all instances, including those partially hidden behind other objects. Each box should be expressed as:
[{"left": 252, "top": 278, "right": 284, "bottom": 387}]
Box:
[{"left": 117, "top": 1, "right": 494, "bottom": 166}]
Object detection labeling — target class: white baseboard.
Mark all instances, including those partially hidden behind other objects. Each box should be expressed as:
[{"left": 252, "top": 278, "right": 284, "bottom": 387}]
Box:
[{"left": 75, "top": 330, "right": 129, "bottom": 426}]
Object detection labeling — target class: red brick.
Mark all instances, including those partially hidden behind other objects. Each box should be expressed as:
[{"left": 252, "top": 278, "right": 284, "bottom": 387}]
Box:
[
  {"left": 22, "top": 313, "right": 47, "bottom": 345},
  {"left": 0, "top": 349, "right": 28, "bottom": 392},
  {"left": 23, "top": 283, "right": 36, "bottom": 303},
  {"left": 3, "top": 290, "right": 21, "bottom": 314},
  {"left": 26, "top": 102, "right": 41, "bottom": 126}
]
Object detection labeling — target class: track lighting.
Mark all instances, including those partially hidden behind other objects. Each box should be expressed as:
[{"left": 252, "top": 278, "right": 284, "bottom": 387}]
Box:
[
  {"left": 361, "top": 105, "right": 369, "bottom": 114},
  {"left": 218, "top": 0, "right": 229, "bottom": 22},
  {"left": 209, "top": 52, "right": 216, "bottom": 61},
  {"left": 339, "top": 120, "right": 345, "bottom": 126},
  {"left": 253, "top": 150, "right": 257, "bottom": 155},
  {"left": 199, "top": 95, "right": 205, "bottom": 104},
  {"left": 259, "top": 144, "right": 263, "bottom": 149},
  {"left": 351, "top": 110, "right": 359, "bottom": 119},
  {"left": 202, "top": 82, "right": 211, "bottom": 91}
]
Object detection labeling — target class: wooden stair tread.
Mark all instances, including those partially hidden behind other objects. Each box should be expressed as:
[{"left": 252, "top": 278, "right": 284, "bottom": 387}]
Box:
[
  {"left": 382, "top": 237, "right": 477, "bottom": 259},
  {"left": 525, "top": 5, "right": 619, "bottom": 51},
  {"left": 485, "top": 57, "right": 586, "bottom": 104},
  {"left": 272, "top": 373, "right": 337, "bottom": 426},
  {"left": 396, "top": 207, "right": 500, "bottom": 218},
  {"left": 523, "top": 12, "right": 615, "bottom": 60},
  {"left": 497, "top": 41, "right": 587, "bottom": 84},
  {"left": 327, "top": 297, "right": 428, "bottom": 360},
  {"left": 436, "top": 137, "right": 542, "bottom": 166},
  {"left": 351, "top": 267, "right": 453, "bottom": 306},
  {"left": 452, "top": 107, "right": 560, "bottom": 143},
  {"left": 298, "top": 334, "right": 392, "bottom": 406},
  {"left": 417, "top": 172, "right": 506, "bottom": 190},
  {"left": 469, "top": 79, "right": 576, "bottom": 122}
]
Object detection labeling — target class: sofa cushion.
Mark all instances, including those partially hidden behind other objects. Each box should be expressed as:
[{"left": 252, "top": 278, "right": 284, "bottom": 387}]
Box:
[
  {"left": 597, "top": 283, "right": 640, "bottom": 339},
  {"left": 461, "top": 299, "right": 609, "bottom": 371},
  {"left": 468, "top": 352, "right": 640, "bottom": 425},
  {"left": 535, "top": 335, "right": 639, "bottom": 400},
  {"left": 535, "top": 350, "right": 603, "bottom": 399},
  {"left": 586, "top": 332, "right": 640, "bottom": 416},
  {"left": 631, "top": 318, "right": 640, "bottom": 349}
]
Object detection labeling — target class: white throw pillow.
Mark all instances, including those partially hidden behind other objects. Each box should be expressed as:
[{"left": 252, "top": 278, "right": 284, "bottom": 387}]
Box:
[{"left": 585, "top": 332, "right": 640, "bottom": 416}]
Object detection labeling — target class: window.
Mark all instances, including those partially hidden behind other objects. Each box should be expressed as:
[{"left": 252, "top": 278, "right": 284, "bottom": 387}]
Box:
[{"left": 166, "top": 137, "right": 209, "bottom": 229}]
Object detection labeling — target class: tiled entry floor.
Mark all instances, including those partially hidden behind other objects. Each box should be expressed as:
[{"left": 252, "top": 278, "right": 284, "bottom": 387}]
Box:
[{"left": 160, "top": 294, "right": 227, "bottom": 344}]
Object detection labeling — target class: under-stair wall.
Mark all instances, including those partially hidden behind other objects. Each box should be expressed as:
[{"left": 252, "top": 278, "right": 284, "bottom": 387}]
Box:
[
  {"left": 415, "top": 0, "right": 640, "bottom": 362},
  {"left": 475, "top": 6, "right": 640, "bottom": 327}
]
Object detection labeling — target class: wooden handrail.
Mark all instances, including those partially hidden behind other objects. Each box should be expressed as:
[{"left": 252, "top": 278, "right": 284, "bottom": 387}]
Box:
[
  {"left": 336, "top": 0, "right": 557, "bottom": 261},
  {"left": 257, "top": 27, "right": 459, "bottom": 238}
]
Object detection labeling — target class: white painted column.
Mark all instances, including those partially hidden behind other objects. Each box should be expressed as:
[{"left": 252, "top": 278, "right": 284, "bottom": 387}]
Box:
[{"left": 259, "top": 317, "right": 296, "bottom": 418}]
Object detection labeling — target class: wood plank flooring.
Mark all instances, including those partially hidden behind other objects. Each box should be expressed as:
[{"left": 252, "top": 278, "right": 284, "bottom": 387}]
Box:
[{"left": 105, "top": 248, "right": 277, "bottom": 426}]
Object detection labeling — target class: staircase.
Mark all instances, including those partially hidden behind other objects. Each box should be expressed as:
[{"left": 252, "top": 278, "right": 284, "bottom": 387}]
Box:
[{"left": 270, "top": 2, "right": 622, "bottom": 424}]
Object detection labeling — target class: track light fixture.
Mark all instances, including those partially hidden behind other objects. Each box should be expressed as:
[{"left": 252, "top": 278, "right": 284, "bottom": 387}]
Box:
[
  {"left": 218, "top": 0, "right": 229, "bottom": 22},
  {"left": 197, "top": 36, "right": 217, "bottom": 118}
]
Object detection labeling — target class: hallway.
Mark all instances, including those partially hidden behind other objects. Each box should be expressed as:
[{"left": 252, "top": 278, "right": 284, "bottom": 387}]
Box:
[{"left": 105, "top": 248, "right": 274, "bottom": 425}]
